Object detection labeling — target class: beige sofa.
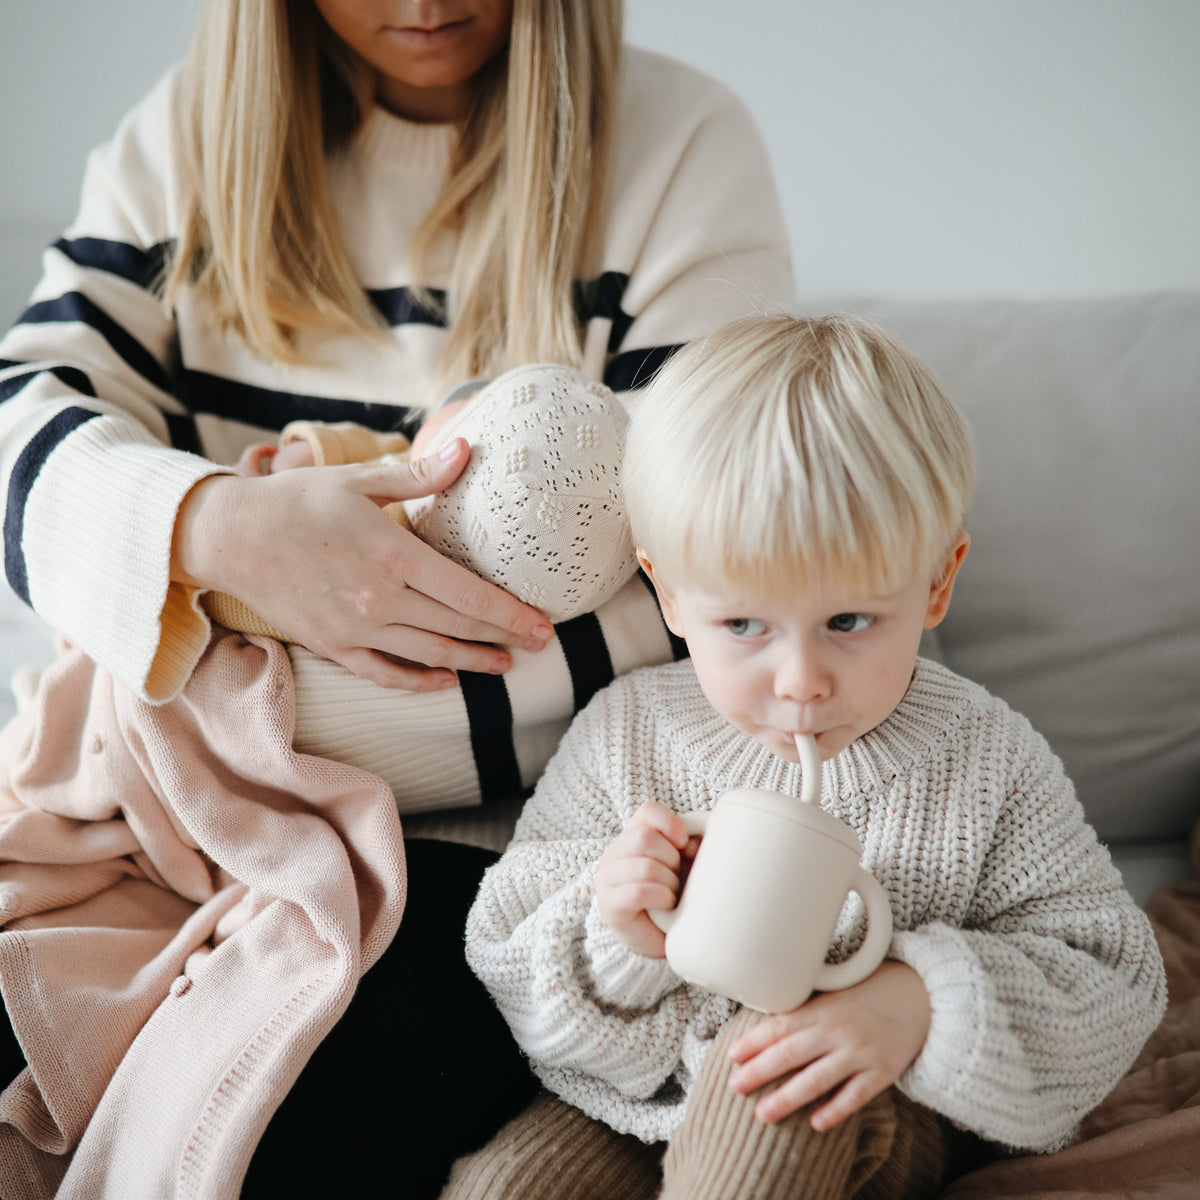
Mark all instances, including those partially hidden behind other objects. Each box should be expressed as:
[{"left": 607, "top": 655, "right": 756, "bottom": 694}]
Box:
[
  {"left": 802, "top": 290, "right": 1200, "bottom": 906},
  {"left": 799, "top": 290, "right": 1200, "bottom": 1198},
  {"left": 0, "top": 290, "right": 1195, "bottom": 1193}
]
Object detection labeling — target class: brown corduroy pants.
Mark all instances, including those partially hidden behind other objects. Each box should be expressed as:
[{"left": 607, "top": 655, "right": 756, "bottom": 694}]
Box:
[{"left": 440, "top": 1007, "right": 984, "bottom": 1199}]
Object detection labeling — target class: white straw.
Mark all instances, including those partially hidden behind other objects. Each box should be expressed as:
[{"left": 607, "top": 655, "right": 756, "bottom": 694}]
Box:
[{"left": 794, "top": 733, "right": 821, "bottom": 804}]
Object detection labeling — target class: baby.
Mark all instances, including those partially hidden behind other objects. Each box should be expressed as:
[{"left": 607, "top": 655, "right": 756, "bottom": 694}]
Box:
[
  {"left": 440, "top": 314, "right": 1167, "bottom": 1200},
  {"left": 207, "top": 363, "right": 642, "bottom": 816}
]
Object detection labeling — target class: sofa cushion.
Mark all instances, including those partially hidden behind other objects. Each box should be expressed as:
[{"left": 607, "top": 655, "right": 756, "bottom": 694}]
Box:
[{"left": 799, "top": 292, "right": 1200, "bottom": 859}]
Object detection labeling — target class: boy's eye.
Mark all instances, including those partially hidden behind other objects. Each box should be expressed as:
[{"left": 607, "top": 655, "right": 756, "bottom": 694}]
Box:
[
  {"left": 725, "top": 617, "right": 766, "bottom": 637},
  {"left": 828, "top": 612, "right": 873, "bottom": 634}
]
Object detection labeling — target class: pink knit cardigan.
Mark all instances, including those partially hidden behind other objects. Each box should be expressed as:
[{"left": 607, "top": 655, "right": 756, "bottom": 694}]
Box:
[{"left": 0, "top": 630, "right": 407, "bottom": 1197}]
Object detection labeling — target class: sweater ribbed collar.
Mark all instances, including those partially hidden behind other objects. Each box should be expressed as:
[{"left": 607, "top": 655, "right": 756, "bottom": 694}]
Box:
[{"left": 352, "top": 105, "right": 455, "bottom": 176}]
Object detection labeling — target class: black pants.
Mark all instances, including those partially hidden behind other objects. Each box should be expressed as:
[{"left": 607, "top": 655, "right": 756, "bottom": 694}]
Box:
[
  {"left": 1, "top": 839, "right": 539, "bottom": 1197},
  {"left": 242, "top": 839, "right": 540, "bottom": 1197}
]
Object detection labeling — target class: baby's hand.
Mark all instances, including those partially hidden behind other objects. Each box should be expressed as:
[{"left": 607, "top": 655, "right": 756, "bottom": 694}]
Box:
[
  {"left": 235, "top": 440, "right": 316, "bottom": 476},
  {"left": 726, "top": 961, "right": 931, "bottom": 1129},
  {"left": 595, "top": 801, "right": 697, "bottom": 958}
]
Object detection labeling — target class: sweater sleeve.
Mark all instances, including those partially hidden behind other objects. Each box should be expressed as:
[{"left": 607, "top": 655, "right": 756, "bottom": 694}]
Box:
[
  {"left": 279, "top": 420, "right": 411, "bottom": 467},
  {"left": 586, "top": 51, "right": 795, "bottom": 394},
  {"left": 888, "top": 730, "right": 1167, "bottom": 1153},
  {"left": 464, "top": 684, "right": 728, "bottom": 1137},
  {"left": 0, "top": 69, "right": 222, "bottom": 701}
]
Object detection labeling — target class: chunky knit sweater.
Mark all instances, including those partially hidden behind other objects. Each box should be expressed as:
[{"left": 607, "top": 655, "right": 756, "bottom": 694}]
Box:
[
  {"left": 0, "top": 46, "right": 792, "bottom": 722},
  {"left": 464, "top": 658, "right": 1167, "bottom": 1151}
]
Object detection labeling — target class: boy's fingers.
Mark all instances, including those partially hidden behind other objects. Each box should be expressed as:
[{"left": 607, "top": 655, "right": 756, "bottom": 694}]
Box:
[
  {"left": 809, "top": 1073, "right": 887, "bottom": 1131},
  {"left": 630, "top": 801, "right": 692, "bottom": 850},
  {"left": 727, "top": 1010, "right": 810, "bottom": 1063}
]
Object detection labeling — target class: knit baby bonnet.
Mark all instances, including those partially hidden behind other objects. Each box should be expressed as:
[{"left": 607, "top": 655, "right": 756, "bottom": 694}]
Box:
[{"left": 404, "top": 364, "right": 637, "bottom": 624}]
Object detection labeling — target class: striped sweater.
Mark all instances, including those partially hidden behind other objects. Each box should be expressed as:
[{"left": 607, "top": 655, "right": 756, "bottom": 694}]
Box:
[
  {"left": 464, "top": 658, "right": 1167, "bottom": 1150},
  {"left": 0, "top": 47, "right": 794, "bottom": 820}
]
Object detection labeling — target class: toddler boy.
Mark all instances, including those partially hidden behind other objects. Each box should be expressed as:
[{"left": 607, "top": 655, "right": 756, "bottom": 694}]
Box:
[{"left": 441, "top": 315, "right": 1166, "bottom": 1200}]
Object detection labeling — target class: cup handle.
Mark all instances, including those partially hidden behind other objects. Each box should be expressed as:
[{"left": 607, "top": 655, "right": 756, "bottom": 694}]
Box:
[
  {"left": 646, "top": 810, "right": 709, "bottom": 933},
  {"left": 812, "top": 867, "right": 894, "bottom": 992}
]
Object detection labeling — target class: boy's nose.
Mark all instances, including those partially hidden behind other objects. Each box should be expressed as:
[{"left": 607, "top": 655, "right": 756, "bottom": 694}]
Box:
[{"left": 774, "top": 647, "right": 831, "bottom": 703}]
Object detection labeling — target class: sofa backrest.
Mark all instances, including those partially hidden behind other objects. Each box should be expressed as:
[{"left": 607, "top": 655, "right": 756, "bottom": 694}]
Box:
[{"left": 799, "top": 292, "right": 1200, "bottom": 861}]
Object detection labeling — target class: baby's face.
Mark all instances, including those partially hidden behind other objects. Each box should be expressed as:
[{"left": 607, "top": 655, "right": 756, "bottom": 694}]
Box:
[{"left": 646, "top": 546, "right": 965, "bottom": 763}]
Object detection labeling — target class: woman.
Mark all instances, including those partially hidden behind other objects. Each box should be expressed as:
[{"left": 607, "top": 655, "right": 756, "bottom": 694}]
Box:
[{"left": 0, "top": 1, "right": 793, "bottom": 1193}]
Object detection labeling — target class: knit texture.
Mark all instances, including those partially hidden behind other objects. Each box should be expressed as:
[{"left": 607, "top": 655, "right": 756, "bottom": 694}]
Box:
[
  {"left": 464, "top": 658, "right": 1167, "bottom": 1151},
  {"left": 0, "top": 47, "right": 793, "bottom": 703},
  {"left": 405, "top": 364, "right": 636, "bottom": 624},
  {"left": 440, "top": 1010, "right": 966, "bottom": 1200},
  {"left": 0, "top": 630, "right": 405, "bottom": 1198}
]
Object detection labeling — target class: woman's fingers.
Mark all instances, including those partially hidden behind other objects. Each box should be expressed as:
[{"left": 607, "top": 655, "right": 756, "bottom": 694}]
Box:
[
  {"left": 388, "top": 536, "right": 554, "bottom": 652},
  {"left": 328, "top": 646, "right": 460, "bottom": 693},
  {"left": 349, "top": 446, "right": 556, "bottom": 651}
]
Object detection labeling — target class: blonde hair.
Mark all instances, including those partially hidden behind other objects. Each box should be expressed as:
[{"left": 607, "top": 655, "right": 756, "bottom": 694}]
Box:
[
  {"left": 623, "top": 314, "right": 976, "bottom": 593},
  {"left": 164, "top": 0, "right": 621, "bottom": 392}
]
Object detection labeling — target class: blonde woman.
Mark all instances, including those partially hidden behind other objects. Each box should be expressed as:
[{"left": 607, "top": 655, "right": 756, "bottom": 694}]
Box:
[{"left": 0, "top": 0, "right": 792, "bottom": 1195}]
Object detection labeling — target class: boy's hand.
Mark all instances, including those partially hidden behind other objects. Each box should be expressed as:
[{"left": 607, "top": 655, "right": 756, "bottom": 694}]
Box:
[
  {"left": 726, "top": 961, "right": 930, "bottom": 1129},
  {"left": 595, "top": 801, "right": 698, "bottom": 958}
]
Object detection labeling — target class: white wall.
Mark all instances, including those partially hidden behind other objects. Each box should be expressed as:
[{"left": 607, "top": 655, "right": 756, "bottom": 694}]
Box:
[
  {"left": 626, "top": 0, "right": 1200, "bottom": 299},
  {"left": 2, "top": 1, "right": 1198, "bottom": 325},
  {"left": 0, "top": 2, "right": 195, "bottom": 324}
]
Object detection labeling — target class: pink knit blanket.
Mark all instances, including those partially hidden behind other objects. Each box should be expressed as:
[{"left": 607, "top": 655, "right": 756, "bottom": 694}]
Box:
[{"left": 0, "top": 631, "right": 406, "bottom": 1198}]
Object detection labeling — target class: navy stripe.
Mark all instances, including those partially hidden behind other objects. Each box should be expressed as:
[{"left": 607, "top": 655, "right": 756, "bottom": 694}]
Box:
[
  {"left": 556, "top": 611, "right": 614, "bottom": 715},
  {"left": 53, "top": 237, "right": 172, "bottom": 292},
  {"left": 4, "top": 406, "right": 100, "bottom": 603},
  {"left": 576, "top": 271, "right": 634, "bottom": 353},
  {"left": 1, "top": 363, "right": 97, "bottom": 405},
  {"left": 18, "top": 293, "right": 170, "bottom": 394},
  {"left": 163, "top": 411, "right": 202, "bottom": 454},
  {"left": 459, "top": 671, "right": 523, "bottom": 804},
  {"left": 605, "top": 343, "right": 683, "bottom": 393},
  {"left": 0, "top": 361, "right": 198, "bottom": 452},
  {"left": 367, "top": 286, "right": 447, "bottom": 328},
  {"left": 179, "top": 369, "right": 419, "bottom": 436}
]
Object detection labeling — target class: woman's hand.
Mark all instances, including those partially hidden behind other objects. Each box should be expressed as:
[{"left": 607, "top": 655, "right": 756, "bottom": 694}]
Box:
[
  {"left": 595, "top": 801, "right": 699, "bottom": 957},
  {"left": 172, "top": 438, "right": 554, "bottom": 689},
  {"left": 725, "top": 961, "right": 931, "bottom": 1129}
]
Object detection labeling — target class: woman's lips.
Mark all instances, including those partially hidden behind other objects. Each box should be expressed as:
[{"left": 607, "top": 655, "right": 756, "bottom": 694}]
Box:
[{"left": 385, "top": 19, "right": 472, "bottom": 48}]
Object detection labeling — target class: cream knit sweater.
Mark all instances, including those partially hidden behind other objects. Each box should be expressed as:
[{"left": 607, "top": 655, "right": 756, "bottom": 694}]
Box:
[
  {"left": 0, "top": 47, "right": 793, "bottom": 707},
  {"left": 464, "top": 658, "right": 1167, "bottom": 1152}
]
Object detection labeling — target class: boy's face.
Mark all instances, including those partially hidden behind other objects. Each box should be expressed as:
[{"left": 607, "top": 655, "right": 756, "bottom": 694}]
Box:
[{"left": 641, "top": 536, "right": 968, "bottom": 764}]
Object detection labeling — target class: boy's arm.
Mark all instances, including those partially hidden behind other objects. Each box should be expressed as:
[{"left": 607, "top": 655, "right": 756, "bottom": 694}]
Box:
[
  {"left": 464, "top": 687, "right": 725, "bottom": 1106},
  {"left": 888, "top": 736, "right": 1167, "bottom": 1153}
]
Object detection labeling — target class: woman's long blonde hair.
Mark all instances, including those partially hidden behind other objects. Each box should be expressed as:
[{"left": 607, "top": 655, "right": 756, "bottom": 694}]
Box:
[{"left": 164, "top": 0, "right": 622, "bottom": 390}]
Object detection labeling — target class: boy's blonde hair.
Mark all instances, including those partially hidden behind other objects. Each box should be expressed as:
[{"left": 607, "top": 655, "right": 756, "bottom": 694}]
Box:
[
  {"left": 623, "top": 314, "right": 976, "bottom": 593},
  {"left": 164, "top": 0, "right": 621, "bottom": 394}
]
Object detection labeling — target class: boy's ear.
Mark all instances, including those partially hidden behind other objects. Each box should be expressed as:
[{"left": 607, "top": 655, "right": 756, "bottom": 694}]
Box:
[
  {"left": 637, "top": 551, "right": 685, "bottom": 637},
  {"left": 924, "top": 533, "right": 970, "bottom": 630}
]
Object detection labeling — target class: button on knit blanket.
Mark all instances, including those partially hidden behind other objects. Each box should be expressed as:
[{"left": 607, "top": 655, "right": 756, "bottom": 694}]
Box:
[{"left": 0, "top": 629, "right": 406, "bottom": 1198}]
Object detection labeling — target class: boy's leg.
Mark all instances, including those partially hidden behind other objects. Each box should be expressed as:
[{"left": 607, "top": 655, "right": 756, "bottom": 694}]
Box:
[
  {"left": 662, "top": 1006, "right": 972, "bottom": 1200},
  {"left": 439, "top": 1089, "right": 663, "bottom": 1200}
]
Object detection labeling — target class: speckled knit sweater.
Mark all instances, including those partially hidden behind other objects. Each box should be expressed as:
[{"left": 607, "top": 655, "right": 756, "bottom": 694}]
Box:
[{"left": 464, "top": 657, "right": 1166, "bottom": 1152}]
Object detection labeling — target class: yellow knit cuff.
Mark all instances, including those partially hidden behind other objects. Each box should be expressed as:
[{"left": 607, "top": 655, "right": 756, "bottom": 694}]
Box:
[{"left": 280, "top": 421, "right": 411, "bottom": 467}]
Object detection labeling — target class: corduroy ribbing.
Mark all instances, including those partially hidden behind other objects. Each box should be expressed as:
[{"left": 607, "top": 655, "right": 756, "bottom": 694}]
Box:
[
  {"left": 659, "top": 1007, "right": 962, "bottom": 1200},
  {"left": 438, "top": 1091, "right": 662, "bottom": 1200}
]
